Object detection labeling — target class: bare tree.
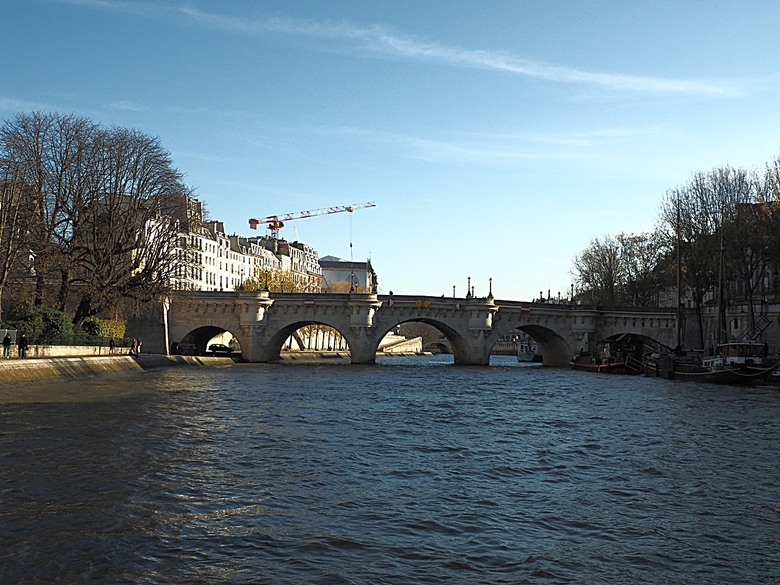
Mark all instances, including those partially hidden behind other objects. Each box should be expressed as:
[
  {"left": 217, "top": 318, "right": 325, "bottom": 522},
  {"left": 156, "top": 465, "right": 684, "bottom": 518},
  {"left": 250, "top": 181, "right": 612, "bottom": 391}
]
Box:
[
  {"left": 658, "top": 166, "right": 760, "bottom": 347},
  {"left": 69, "top": 126, "right": 189, "bottom": 324},
  {"left": 617, "top": 231, "right": 669, "bottom": 307},
  {"left": 659, "top": 176, "right": 714, "bottom": 348},
  {"left": 716, "top": 167, "right": 764, "bottom": 336},
  {"left": 0, "top": 162, "right": 37, "bottom": 319},
  {"left": 1, "top": 112, "right": 191, "bottom": 324},
  {"left": 572, "top": 234, "right": 626, "bottom": 305},
  {"left": 0, "top": 112, "right": 99, "bottom": 309},
  {"left": 757, "top": 155, "right": 780, "bottom": 293}
]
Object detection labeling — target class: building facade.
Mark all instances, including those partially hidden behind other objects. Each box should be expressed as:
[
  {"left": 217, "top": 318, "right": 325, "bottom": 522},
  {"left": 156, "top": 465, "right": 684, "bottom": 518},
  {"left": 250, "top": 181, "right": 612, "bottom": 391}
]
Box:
[
  {"left": 319, "top": 255, "right": 378, "bottom": 293},
  {"left": 167, "top": 195, "right": 323, "bottom": 292}
]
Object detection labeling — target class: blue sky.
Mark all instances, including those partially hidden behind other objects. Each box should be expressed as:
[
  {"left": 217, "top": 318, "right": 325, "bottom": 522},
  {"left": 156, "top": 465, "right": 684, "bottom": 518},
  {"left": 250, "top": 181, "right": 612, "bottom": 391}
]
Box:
[{"left": 4, "top": 0, "right": 780, "bottom": 300}]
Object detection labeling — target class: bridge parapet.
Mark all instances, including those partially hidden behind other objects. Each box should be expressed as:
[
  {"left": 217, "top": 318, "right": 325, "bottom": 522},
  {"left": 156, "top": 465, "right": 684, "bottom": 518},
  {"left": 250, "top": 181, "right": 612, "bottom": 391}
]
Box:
[{"left": 568, "top": 308, "right": 599, "bottom": 334}]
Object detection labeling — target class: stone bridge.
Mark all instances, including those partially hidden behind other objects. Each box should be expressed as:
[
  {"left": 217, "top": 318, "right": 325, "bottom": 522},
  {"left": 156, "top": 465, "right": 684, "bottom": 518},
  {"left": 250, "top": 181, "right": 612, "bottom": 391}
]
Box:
[{"left": 163, "top": 291, "right": 677, "bottom": 366}]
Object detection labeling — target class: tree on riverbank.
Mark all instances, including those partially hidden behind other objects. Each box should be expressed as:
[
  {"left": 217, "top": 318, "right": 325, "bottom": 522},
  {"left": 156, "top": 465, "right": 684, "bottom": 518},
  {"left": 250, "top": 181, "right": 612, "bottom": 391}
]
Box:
[
  {"left": 323, "top": 279, "right": 369, "bottom": 293},
  {"left": 572, "top": 231, "right": 666, "bottom": 306},
  {"left": 0, "top": 112, "right": 192, "bottom": 325},
  {"left": 239, "top": 267, "right": 321, "bottom": 293},
  {"left": 574, "top": 156, "right": 780, "bottom": 347},
  {"left": 0, "top": 166, "right": 37, "bottom": 321}
]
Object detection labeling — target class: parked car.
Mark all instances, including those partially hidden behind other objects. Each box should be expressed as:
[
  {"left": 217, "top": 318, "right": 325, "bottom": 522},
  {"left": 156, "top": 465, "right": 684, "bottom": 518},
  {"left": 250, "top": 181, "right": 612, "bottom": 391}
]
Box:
[
  {"left": 208, "top": 343, "right": 233, "bottom": 354},
  {"left": 172, "top": 342, "right": 200, "bottom": 355}
]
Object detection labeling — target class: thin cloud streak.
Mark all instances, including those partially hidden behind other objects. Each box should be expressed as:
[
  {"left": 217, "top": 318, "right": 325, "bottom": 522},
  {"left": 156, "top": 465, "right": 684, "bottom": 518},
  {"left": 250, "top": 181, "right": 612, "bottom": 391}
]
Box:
[
  {"left": 184, "top": 8, "right": 736, "bottom": 96},
  {"left": 0, "top": 96, "right": 53, "bottom": 112},
  {"left": 105, "top": 100, "right": 148, "bottom": 112},
  {"left": 62, "top": 0, "right": 739, "bottom": 96},
  {"left": 304, "top": 124, "right": 659, "bottom": 164}
]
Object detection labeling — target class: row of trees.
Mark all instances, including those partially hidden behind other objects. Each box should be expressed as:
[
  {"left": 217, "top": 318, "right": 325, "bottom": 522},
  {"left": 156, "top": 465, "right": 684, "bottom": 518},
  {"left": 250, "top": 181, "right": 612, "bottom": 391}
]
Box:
[
  {"left": 572, "top": 231, "right": 668, "bottom": 307},
  {"left": 239, "top": 267, "right": 370, "bottom": 294},
  {"left": 572, "top": 158, "right": 780, "bottom": 345},
  {"left": 1, "top": 112, "right": 191, "bottom": 326}
]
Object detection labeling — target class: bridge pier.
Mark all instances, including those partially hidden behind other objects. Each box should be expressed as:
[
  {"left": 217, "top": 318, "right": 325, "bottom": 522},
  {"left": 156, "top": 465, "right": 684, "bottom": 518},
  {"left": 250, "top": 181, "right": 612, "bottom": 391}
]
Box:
[
  {"left": 451, "top": 297, "right": 499, "bottom": 365},
  {"left": 347, "top": 330, "right": 380, "bottom": 364},
  {"left": 451, "top": 332, "right": 494, "bottom": 366},
  {"left": 344, "top": 295, "right": 385, "bottom": 364}
]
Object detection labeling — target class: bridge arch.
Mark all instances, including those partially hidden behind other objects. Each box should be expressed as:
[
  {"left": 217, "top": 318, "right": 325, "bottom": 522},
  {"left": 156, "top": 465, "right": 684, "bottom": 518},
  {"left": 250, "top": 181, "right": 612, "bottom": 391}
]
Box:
[
  {"left": 173, "top": 324, "right": 243, "bottom": 356},
  {"left": 492, "top": 324, "right": 573, "bottom": 365},
  {"left": 255, "top": 318, "right": 354, "bottom": 362},
  {"left": 375, "top": 317, "right": 481, "bottom": 365}
]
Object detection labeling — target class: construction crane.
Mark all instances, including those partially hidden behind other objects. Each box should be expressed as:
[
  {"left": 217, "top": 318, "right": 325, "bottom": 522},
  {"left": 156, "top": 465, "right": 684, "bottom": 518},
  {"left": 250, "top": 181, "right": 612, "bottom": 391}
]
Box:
[{"left": 248, "top": 201, "right": 376, "bottom": 239}]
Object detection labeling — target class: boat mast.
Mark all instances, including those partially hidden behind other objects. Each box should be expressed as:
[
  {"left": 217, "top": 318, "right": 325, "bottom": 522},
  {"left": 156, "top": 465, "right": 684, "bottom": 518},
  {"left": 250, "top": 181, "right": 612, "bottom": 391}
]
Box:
[
  {"left": 716, "top": 209, "right": 725, "bottom": 347},
  {"left": 675, "top": 202, "right": 682, "bottom": 350}
]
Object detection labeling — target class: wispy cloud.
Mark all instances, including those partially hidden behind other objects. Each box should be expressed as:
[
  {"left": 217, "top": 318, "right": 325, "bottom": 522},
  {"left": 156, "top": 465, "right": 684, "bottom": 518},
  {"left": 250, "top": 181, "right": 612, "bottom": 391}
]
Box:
[
  {"left": 57, "top": 0, "right": 158, "bottom": 16},
  {"left": 60, "top": 0, "right": 739, "bottom": 97},
  {"left": 0, "top": 96, "right": 51, "bottom": 112},
  {"left": 182, "top": 7, "right": 735, "bottom": 96},
  {"left": 105, "top": 100, "right": 148, "bottom": 112},
  {"left": 302, "top": 124, "right": 666, "bottom": 165}
]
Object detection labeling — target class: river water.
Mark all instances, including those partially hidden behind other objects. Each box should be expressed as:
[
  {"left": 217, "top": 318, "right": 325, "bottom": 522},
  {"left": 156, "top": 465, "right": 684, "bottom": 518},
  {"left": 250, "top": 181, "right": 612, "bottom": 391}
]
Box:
[{"left": 1, "top": 355, "right": 779, "bottom": 584}]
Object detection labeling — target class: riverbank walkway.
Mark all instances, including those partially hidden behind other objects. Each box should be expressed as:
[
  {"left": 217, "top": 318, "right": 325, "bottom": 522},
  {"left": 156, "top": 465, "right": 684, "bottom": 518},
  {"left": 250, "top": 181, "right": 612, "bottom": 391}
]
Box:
[{"left": 0, "top": 354, "right": 235, "bottom": 387}]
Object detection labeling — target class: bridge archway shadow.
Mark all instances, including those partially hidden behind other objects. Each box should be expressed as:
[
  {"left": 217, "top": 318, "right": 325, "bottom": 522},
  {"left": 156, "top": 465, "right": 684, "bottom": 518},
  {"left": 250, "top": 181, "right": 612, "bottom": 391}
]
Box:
[
  {"left": 386, "top": 318, "right": 487, "bottom": 365},
  {"left": 494, "top": 325, "right": 573, "bottom": 365},
  {"left": 175, "top": 325, "right": 242, "bottom": 357}
]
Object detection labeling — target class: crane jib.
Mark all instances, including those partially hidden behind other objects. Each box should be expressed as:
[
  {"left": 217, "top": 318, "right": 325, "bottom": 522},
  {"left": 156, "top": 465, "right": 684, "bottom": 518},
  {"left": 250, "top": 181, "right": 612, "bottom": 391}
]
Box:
[{"left": 247, "top": 202, "right": 376, "bottom": 235}]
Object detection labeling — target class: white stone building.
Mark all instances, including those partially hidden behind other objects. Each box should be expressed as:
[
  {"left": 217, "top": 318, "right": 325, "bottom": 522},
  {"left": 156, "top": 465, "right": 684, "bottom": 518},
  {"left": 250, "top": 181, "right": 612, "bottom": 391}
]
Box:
[
  {"left": 167, "top": 194, "right": 322, "bottom": 292},
  {"left": 319, "top": 255, "right": 378, "bottom": 292}
]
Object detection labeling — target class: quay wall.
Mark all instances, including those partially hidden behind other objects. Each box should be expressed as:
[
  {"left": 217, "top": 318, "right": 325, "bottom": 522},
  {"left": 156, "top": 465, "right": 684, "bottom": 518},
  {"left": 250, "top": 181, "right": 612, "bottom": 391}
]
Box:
[
  {"left": 379, "top": 336, "right": 423, "bottom": 354},
  {"left": 4, "top": 344, "right": 132, "bottom": 360},
  {"left": 0, "top": 354, "right": 234, "bottom": 387}
]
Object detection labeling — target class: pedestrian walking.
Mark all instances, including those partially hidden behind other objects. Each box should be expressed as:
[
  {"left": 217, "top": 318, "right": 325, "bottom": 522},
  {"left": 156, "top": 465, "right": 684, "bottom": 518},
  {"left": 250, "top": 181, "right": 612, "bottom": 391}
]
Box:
[
  {"left": 2, "top": 333, "right": 11, "bottom": 358},
  {"left": 108, "top": 337, "right": 114, "bottom": 355},
  {"left": 131, "top": 338, "right": 138, "bottom": 357},
  {"left": 17, "top": 334, "right": 28, "bottom": 359}
]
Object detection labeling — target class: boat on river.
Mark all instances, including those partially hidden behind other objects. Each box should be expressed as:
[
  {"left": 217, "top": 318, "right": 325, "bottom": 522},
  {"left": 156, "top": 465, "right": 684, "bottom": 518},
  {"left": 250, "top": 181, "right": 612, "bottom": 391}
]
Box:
[
  {"left": 517, "top": 341, "right": 542, "bottom": 363},
  {"left": 570, "top": 353, "right": 626, "bottom": 373},
  {"left": 570, "top": 333, "right": 644, "bottom": 374},
  {"left": 644, "top": 341, "right": 780, "bottom": 384}
]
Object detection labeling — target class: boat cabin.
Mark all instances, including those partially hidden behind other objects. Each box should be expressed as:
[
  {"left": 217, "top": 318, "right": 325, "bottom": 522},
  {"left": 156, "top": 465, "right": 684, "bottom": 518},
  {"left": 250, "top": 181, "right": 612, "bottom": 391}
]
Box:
[{"left": 702, "top": 342, "right": 768, "bottom": 368}]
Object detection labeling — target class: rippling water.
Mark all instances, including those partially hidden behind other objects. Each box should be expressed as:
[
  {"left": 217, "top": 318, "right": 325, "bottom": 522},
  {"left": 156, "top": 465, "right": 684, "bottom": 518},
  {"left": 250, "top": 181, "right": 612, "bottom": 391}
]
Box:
[{"left": 2, "top": 355, "right": 779, "bottom": 584}]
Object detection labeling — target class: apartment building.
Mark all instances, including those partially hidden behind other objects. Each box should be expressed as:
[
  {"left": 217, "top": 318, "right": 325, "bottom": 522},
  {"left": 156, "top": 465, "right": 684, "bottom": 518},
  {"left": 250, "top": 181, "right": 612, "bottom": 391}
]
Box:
[
  {"left": 167, "top": 194, "right": 323, "bottom": 292},
  {"left": 319, "top": 255, "right": 378, "bottom": 293}
]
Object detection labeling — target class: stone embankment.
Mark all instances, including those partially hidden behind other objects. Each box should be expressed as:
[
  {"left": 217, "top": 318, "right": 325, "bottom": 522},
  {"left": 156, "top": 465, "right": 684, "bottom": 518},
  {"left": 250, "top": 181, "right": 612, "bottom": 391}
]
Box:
[
  {"left": 0, "top": 354, "right": 234, "bottom": 387},
  {"left": 0, "top": 334, "right": 424, "bottom": 386}
]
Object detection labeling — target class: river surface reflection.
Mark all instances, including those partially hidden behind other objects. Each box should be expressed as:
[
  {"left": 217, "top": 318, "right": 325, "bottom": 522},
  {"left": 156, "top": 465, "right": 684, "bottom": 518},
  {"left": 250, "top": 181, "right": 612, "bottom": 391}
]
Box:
[{"left": 1, "top": 355, "right": 779, "bottom": 584}]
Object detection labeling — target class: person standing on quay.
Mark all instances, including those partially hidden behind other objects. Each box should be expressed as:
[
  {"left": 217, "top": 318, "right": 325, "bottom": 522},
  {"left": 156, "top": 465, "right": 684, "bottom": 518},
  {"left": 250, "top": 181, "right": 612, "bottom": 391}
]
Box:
[
  {"left": 17, "top": 334, "right": 28, "bottom": 359},
  {"left": 108, "top": 337, "right": 115, "bottom": 355},
  {"left": 2, "top": 333, "right": 11, "bottom": 358}
]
